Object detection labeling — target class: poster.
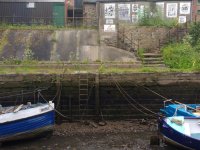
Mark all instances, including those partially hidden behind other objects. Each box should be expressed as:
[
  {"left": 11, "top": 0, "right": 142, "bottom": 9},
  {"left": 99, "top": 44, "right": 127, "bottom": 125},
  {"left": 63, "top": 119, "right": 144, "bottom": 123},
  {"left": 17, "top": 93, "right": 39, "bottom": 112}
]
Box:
[
  {"left": 132, "top": 14, "right": 138, "bottom": 23},
  {"left": 180, "top": 2, "right": 191, "bottom": 14},
  {"left": 131, "top": 4, "right": 139, "bottom": 23},
  {"left": 179, "top": 16, "right": 186, "bottom": 23},
  {"left": 132, "top": 4, "right": 139, "bottom": 13},
  {"left": 166, "top": 3, "right": 177, "bottom": 18},
  {"left": 104, "top": 3, "right": 115, "bottom": 19},
  {"left": 118, "top": 4, "right": 130, "bottom": 20},
  {"left": 104, "top": 25, "right": 116, "bottom": 32}
]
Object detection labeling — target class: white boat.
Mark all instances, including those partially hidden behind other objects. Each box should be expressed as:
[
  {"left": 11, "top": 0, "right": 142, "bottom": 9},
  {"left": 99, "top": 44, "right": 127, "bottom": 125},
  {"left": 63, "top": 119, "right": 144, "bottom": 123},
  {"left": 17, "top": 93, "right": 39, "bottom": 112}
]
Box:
[{"left": 0, "top": 101, "right": 55, "bottom": 142}]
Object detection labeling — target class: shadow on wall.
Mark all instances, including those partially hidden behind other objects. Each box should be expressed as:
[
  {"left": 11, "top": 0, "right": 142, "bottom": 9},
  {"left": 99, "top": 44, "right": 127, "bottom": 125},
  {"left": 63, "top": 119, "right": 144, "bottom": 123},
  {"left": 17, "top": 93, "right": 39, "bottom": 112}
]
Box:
[{"left": 0, "top": 29, "right": 137, "bottom": 62}]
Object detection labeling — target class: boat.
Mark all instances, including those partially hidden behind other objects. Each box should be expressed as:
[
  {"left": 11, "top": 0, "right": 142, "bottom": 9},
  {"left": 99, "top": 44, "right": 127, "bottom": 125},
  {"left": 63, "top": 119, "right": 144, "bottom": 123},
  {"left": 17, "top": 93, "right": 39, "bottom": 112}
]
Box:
[
  {"left": 160, "top": 99, "right": 200, "bottom": 117},
  {"left": 0, "top": 101, "right": 55, "bottom": 143},
  {"left": 159, "top": 116, "right": 200, "bottom": 150}
]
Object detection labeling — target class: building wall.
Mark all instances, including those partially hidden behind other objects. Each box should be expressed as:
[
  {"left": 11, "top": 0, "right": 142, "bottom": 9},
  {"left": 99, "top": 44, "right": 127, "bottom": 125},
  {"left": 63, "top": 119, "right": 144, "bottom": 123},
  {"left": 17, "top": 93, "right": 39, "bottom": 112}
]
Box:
[
  {"left": 83, "top": 3, "right": 97, "bottom": 26},
  {"left": 98, "top": 1, "right": 192, "bottom": 49},
  {"left": 192, "top": 0, "right": 200, "bottom": 21}
]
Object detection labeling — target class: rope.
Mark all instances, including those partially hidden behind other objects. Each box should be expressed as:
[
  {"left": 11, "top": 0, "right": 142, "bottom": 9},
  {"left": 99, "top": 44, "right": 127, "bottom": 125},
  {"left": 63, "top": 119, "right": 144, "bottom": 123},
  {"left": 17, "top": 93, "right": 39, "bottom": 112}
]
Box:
[
  {"left": 111, "top": 76, "right": 160, "bottom": 118},
  {"left": 38, "top": 92, "right": 70, "bottom": 119},
  {"left": 0, "top": 86, "right": 51, "bottom": 99}
]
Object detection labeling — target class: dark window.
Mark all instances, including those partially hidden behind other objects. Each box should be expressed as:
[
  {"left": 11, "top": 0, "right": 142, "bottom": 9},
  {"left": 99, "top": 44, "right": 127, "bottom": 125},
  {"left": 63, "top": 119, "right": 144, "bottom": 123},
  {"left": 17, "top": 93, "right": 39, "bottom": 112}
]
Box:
[
  {"left": 198, "top": 0, "right": 200, "bottom": 4},
  {"left": 198, "top": 10, "right": 200, "bottom": 14}
]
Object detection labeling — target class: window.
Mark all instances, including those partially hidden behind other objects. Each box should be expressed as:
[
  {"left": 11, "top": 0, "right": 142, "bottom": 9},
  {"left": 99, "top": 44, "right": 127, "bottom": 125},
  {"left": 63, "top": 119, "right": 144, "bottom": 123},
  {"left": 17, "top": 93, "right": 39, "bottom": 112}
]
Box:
[
  {"left": 198, "top": 0, "right": 200, "bottom": 4},
  {"left": 198, "top": 10, "right": 200, "bottom": 14}
]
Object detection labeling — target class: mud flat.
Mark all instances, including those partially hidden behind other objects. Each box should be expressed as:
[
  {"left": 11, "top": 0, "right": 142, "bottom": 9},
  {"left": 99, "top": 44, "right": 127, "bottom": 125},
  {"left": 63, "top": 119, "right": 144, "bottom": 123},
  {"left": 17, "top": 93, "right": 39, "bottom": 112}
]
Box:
[{"left": 1, "top": 120, "right": 177, "bottom": 150}]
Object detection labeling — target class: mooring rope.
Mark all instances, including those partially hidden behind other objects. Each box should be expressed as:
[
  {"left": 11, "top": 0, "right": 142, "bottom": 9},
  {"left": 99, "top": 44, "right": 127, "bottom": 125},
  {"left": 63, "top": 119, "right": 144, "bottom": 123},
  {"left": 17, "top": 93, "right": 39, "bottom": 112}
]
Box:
[
  {"left": 111, "top": 75, "right": 162, "bottom": 118},
  {"left": 38, "top": 91, "right": 70, "bottom": 119}
]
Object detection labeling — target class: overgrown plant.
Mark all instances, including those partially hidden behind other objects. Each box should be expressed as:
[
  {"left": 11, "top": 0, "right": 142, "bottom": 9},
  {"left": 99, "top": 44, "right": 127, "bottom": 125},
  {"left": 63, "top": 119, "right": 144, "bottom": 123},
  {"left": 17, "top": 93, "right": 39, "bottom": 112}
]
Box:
[{"left": 138, "top": 8, "right": 177, "bottom": 27}]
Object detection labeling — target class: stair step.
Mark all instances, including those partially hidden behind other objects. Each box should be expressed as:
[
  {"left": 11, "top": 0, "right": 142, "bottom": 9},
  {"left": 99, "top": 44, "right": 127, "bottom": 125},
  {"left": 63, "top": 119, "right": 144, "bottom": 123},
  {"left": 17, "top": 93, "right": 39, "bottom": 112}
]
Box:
[
  {"left": 143, "top": 58, "right": 163, "bottom": 61},
  {"left": 143, "top": 53, "right": 162, "bottom": 57},
  {"left": 143, "top": 61, "right": 164, "bottom": 64}
]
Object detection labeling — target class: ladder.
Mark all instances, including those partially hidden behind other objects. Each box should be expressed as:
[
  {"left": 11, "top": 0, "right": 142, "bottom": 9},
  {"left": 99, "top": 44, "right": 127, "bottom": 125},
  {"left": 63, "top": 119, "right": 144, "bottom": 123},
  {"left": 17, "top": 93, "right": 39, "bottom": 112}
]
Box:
[{"left": 79, "top": 73, "right": 89, "bottom": 117}]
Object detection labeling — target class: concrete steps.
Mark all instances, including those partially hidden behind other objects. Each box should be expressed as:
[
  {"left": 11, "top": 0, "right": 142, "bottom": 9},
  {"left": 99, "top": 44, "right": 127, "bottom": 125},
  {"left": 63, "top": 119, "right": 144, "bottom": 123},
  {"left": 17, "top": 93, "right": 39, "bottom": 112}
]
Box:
[{"left": 142, "top": 53, "right": 165, "bottom": 67}]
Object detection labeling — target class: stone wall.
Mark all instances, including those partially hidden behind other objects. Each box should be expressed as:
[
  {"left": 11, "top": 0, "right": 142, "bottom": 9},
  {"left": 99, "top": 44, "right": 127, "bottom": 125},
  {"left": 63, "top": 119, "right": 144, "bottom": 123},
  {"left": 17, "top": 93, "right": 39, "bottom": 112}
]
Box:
[
  {"left": 0, "top": 73, "right": 200, "bottom": 119},
  {"left": 83, "top": 3, "right": 98, "bottom": 27},
  {"left": 119, "top": 25, "right": 172, "bottom": 52}
]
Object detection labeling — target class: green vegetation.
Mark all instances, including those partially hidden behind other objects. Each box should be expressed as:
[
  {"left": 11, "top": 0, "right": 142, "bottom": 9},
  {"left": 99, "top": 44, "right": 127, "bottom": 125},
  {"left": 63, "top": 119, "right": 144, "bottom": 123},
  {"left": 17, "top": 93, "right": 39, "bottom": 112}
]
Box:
[
  {"left": 0, "top": 23, "right": 97, "bottom": 30},
  {"left": 138, "top": 8, "right": 177, "bottom": 27},
  {"left": 162, "top": 22, "right": 200, "bottom": 70}
]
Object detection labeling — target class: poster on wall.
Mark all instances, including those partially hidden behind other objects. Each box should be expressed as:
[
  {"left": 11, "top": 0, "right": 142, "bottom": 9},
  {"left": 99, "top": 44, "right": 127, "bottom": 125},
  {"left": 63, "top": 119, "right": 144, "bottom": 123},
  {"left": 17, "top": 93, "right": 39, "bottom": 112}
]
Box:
[
  {"left": 132, "top": 14, "right": 138, "bottom": 23},
  {"left": 179, "top": 16, "right": 187, "bottom": 23},
  {"left": 132, "top": 4, "right": 139, "bottom": 13},
  {"left": 104, "top": 3, "right": 115, "bottom": 19},
  {"left": 131, "top": 4, "right": 139, "bottom": 23},
  {"left": 166, "top": 3, "right": 177, "bottom": 18},
  {"left": 118, "top": 4, "right": 130, "bottom": 20},
  {"left": 180, "top": 2, "right": 191, "bottom": 14},
  {"left": 104, "top": 25, "right": 116, "bottom": 32}
]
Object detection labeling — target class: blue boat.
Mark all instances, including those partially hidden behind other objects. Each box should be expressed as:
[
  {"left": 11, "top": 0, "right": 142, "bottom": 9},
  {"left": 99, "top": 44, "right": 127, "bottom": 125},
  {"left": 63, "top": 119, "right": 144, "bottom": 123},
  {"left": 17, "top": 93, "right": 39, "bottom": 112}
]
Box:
[
  {"left": 160, "top": 99, "right": 200, "bottom": 117},
  {"left": 0, "top": 101, "right": 55, "bottom": 142},
  {"left": 159, "top": 116, "right": 200, "bottom": 150}
]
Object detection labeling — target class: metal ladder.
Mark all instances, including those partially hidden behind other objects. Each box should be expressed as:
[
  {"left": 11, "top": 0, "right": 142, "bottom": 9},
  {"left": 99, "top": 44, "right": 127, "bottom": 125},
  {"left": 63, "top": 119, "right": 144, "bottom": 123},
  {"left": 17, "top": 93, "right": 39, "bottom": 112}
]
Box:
[{"left": 79, "top": 73, "right": 89, "bottom": 117}]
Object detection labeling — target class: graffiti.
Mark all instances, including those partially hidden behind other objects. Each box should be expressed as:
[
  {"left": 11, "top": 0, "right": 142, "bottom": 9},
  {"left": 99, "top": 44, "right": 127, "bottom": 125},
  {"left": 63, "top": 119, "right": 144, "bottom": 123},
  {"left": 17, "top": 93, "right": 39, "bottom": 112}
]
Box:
[
  {"left": 179, "top": 16, "right": 186, "bottom": 23},
  {"left": 118, "top": 4, "right": 130, "bottom": 20},
  {"left": 180, "top": 2, "right": 191, "bottom": 15},
  {"left": 104, "top": 25, "right": 116, "bottom": 32},
  {"left": 104, "top": 3, "right": 115, "bottom": 18},
  {"left": 166, "top": 3, "right": 177, "bottom": 18}
]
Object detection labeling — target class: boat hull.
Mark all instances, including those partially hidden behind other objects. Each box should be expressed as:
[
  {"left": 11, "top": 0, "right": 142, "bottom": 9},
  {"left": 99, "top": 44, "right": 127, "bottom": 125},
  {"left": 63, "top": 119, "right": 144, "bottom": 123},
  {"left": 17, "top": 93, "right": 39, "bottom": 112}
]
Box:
[
  {"left": 0, "top": 110, "right": 55, "bottom": 142},
  {"left": 159, "top": 118, "right": 200, "bottom": 150}
]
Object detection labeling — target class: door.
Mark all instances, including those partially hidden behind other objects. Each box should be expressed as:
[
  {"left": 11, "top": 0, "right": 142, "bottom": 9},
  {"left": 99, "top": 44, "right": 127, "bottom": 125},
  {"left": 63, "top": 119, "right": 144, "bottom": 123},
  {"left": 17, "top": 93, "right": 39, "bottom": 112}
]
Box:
[{"left": 53, "top": 3, "right": 65, "bottom": 26}]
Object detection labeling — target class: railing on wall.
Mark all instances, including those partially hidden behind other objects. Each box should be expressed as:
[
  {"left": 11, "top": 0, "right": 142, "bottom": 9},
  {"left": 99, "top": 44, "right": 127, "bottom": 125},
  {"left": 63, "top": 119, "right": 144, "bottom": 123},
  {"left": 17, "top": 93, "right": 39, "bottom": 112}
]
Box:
[
  {"left": 0, "top": 16, "right": 98, "bottom": 28},
  {"left": 117, "top": 25, "right": 140, "bottom": 53},
  {"left": 158, "top": 22, "right": 189, "bottom": 51}
]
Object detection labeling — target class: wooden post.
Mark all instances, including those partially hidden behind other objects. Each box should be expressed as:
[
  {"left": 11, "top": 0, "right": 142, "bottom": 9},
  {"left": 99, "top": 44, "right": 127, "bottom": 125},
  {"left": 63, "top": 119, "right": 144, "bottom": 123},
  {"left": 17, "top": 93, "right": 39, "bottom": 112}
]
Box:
[
  {"left": 69, "top": 95, "right": 72, "bottom": 122},
  {"left": 95, "top": 73, "right": 100, "bottom": 120}
]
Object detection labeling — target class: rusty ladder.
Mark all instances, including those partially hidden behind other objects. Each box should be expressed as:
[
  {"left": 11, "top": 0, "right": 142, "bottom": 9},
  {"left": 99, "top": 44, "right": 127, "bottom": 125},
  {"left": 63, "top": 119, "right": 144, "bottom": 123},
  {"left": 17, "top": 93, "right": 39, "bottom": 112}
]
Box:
[{"left": 79, "top": 72, "right": 89, "bottom": 117}]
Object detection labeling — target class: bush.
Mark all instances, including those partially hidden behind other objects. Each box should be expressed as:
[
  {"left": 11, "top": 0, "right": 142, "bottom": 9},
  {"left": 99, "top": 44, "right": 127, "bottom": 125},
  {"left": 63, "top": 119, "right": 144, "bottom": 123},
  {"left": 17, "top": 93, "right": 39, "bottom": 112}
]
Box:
[
  {"left": 138, "top": 8, "right": 177, "bottom": 27},
  {"left": 162, "top": 43, "right": 200, "bottom": 69},
  {"left": 189, "top": 22, "right": 200, "bottom": 47}
]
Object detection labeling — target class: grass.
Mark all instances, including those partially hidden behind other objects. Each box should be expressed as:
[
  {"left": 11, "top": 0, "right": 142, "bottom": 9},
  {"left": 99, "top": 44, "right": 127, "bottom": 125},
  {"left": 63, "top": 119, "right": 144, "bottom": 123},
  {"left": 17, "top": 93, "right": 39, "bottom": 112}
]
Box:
[
  {"left": 0, "top": 23, "right": 97, "bottom": 30},
  {"left": 162, "top": 42, "right": 200, "bottom": 70},
  {"left": 0, "top": 63, "right": 198, "bottom": 75}
]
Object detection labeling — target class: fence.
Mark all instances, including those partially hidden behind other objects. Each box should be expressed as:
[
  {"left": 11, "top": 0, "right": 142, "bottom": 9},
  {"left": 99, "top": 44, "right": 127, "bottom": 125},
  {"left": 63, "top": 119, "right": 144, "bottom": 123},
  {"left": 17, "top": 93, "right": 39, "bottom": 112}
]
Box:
[{"left": 0, "top": 16, "right": 98, "bottom": 28}]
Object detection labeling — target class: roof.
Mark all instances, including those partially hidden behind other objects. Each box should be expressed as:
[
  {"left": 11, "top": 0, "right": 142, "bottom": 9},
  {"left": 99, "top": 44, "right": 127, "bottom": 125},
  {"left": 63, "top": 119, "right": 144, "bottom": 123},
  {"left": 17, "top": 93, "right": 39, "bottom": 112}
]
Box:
[{"left": 0, "top": 0, "right": 64, "bottom": 2}]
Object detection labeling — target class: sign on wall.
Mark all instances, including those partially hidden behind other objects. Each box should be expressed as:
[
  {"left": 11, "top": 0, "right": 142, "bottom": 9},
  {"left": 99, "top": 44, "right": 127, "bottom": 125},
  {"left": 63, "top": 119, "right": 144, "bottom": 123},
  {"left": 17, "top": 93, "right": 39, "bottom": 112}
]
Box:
[
  {"left": 132, "top": 4, "right": 139, "bottom": 23},
  {"left": 104, "top": 3, "right": 115, "bottom": 19},
  {"left": 106, "top": 19, "right": 114, "bottom": 24},
  {"left": 104, "top": 25, "right": 116, "bottom": 32},
  {"left": 166, "top": 3, "right": 177, "bottom": 18},
  {"left": 118, "top": 4, "right": 130, "bottom": 20},
  {"left": 179, "top": 16, "right": 187, "bottom": 23},
  {"left": 27, "top": 3, "right": 35, "bottom": 8},
  {"left": 180, "top": 2, "right": 191, "bottom": 15}
]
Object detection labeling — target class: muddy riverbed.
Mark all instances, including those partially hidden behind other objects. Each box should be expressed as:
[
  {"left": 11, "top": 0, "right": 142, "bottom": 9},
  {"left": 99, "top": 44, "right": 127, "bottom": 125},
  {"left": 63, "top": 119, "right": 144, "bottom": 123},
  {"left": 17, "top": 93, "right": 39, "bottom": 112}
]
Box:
[{"left": 1, "top": 120, "right": 178, "bottom": 150}]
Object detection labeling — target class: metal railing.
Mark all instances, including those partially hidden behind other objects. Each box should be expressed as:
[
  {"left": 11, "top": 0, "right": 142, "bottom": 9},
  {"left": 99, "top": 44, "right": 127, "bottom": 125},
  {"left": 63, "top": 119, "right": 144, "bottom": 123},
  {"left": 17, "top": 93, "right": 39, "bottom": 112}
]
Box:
[{"left": 0, "top": 16, "right": 98, "bottom": 28}]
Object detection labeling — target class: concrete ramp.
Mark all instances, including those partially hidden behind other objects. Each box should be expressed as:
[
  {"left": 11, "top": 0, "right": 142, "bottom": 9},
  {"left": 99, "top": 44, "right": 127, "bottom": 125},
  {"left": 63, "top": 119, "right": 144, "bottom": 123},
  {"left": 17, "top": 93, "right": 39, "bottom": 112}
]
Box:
[{"left": 79, "top": 46, "right": 138, "bottom": 62}]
